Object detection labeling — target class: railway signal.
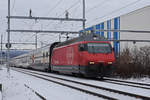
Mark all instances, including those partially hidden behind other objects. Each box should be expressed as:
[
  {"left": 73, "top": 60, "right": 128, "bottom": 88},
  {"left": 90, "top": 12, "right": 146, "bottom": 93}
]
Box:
[{"left": 5, "top": 43, "right": 11, "bottom": 49}]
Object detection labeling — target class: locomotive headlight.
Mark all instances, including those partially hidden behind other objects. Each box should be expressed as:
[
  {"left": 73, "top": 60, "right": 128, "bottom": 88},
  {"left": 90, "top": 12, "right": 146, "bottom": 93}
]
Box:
[
  {"left": 108, "top": 62, "right": 113, "bottom": 64},
  {"left": 89, "top": 62, "right": 95, "bottom": 64}
]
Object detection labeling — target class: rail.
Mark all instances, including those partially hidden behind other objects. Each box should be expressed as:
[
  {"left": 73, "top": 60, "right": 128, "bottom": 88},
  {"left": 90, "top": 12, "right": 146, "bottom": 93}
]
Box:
[{"left": 13, "top": 68, "right": 150, "bottom": 100}]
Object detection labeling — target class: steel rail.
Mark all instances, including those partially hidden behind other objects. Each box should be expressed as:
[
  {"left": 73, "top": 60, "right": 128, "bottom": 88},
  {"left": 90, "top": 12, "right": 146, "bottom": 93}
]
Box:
[
  {"left": 13, "top": 69, "right": 117, "bottom": 100},
  {"left": 13, "top": 68, "right": 150, "bottom": 100},
  {"left": 24, "top": 84, "right": 46, "bottom": 100},
  {"left": 104, "top": 78, "right": 150, "bottom": 87},
  {"left": 104, "top": 80, "right": 150, "bottom": 90}
]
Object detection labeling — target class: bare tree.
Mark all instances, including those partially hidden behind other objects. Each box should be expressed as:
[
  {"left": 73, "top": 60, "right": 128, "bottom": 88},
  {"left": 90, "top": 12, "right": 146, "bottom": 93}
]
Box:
[{"left": 114, "top": 46, "right": 150, "bottom": 78}]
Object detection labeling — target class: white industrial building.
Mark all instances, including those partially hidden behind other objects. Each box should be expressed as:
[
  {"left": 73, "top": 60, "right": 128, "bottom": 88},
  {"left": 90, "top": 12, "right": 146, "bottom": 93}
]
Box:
[{"left": 83, "top": 5, "right": 150, "bottom": 53}]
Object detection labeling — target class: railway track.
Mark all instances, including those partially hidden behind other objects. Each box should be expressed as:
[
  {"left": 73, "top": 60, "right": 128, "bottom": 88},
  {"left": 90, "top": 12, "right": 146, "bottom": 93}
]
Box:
[
  {"left": 12, "top": 68, "right": 150, "bottom": 100},
  {"left": 103, "top": 78, "right": 150, "bottom": 90},
  {"left": 104, "top": 78, "right": 150, "bottom": 87},
  {"left": 13, "top": 68, "right": 116, "bottom": 100}
]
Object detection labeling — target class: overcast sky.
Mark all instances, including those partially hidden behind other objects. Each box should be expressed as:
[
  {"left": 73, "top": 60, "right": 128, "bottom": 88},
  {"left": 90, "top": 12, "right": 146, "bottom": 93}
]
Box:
[{"left": 0, "top": 0, "right": 150, "bottom": 49}]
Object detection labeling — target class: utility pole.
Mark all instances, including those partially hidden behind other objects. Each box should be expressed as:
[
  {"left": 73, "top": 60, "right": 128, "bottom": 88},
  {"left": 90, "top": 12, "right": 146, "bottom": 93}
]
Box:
[
  {"left": 7, "top": 1, "right": 86, "bottom": 56},
  {"left": 59, "top": 33, "right": 61, "bottom": 42},
  {"left": 83, "top": 0, "right": 86, "bottom": 34},
  {"left": 35, "top": 33, "right": 37, "bottom": 49},
  {"left": 1, "top": 35, "right": 3, "bottom": 64},
  {"left": 40, "top": 41, "right": 43, "bottom": 47},
  {"left": 29, "top": 9, "right": 32, "bottom": 17},
  {"left": 66, "top": 33, "right": 69, "bottom": 41},
  {"left": 65, "top": 10, "right": 69, "bottom": 19},
  {"left": 7, "top": 0, "right": 10, "bottom": 72}
]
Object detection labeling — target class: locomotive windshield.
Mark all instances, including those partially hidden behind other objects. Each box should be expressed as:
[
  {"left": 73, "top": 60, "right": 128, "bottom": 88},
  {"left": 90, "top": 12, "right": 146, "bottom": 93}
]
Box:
[{"left": 87, "top": 43, "right": 112, "bottom": 53}]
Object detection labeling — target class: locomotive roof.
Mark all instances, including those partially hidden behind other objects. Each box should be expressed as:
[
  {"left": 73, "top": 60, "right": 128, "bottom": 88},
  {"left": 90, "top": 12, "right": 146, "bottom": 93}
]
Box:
[
  {"left": 56, "top": 33, "right": 107, "bottom": 47},
  {"left": 11, "top": 34, "right": 108, "bottom": 60}
]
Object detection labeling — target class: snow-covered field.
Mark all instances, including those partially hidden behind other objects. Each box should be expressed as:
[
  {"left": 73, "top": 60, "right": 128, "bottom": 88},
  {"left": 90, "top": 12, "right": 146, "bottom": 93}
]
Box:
[
  {"left": 0, "top": 66, "right": 104, "bottom": 100},
  {"left": 125, "top": 77, "right": 150, "bottom": 84},
  {"left": 0, "top": 68, "right": 41, "bottom": 100},
  {"left": 0, "top": 65, "right": 150, "bottom": 100},
  {"left": 0, "top": 92, "right": 1, "bottom": 100}
]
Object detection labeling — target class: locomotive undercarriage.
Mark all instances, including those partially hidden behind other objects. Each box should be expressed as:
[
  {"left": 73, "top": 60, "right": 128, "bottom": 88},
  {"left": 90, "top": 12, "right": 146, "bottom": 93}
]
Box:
[
  {"left": 50, "top": 63, "right": 113, "bottom": 78},
  {"left": 80, "top": 64, "right": 113, "bottom": 78}
]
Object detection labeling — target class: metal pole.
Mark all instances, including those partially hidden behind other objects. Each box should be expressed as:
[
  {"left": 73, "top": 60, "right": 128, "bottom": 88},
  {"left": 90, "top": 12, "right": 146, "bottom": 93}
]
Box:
[
  {"left": 59, "top": 34, "right": 61, "bottom": 42},
  {"left": 7, "top": 0, "right": 10, "bottom": 72},
  {"left": 8, "top": 29, "right": 79, "bottom": 34},
  {"left": 7, "top": 16, "right": 85, "bottom": 22},
  {"left": 1, "top": 35, "right": 3, "bottom": 64},
  {"left": 83, "top": 0, "right": 86, "bottom": 34},
  {"left": 35, "top": 33, "right": 37, "bottom": 49},
  {"left": 40, "top": 41, "right": 43, "bottom": 47}
]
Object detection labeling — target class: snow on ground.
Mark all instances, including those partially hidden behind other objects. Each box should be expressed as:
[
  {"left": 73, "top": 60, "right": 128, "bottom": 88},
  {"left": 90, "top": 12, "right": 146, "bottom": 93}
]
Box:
[
  {"left": 17, "top": 68, "right": 150, "bottom": 98},
  {"left": 0, "top": 92, "right": 2, "bottom": 100},
  {"left": 125, "top": 77, "right": 150, "bottom": 84},
  {"left": 0, "top": 67, "right": 41, "bottom": 100},
  {"left": 1, "top": 65, "right": 150, "bottom": 100},
  {"left": 0, "top": 66, "right": 104, "bottom": 100}
]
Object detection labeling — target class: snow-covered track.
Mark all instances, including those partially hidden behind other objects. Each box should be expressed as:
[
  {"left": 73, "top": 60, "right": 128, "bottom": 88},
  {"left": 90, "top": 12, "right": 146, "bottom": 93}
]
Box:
[
  {"left": 13, "top": 69, "right": 117, "bottom": 100},
  {"left": 104, "top": 78, "right": 150, "bottom": 86},
  {"left": 24, "top": 84, "right": 46, "bottom": 100},
  {"left": 104, "top": 78, "right": 150, "bottom": 89},
  {"left": 13, "top": 68, "right": 150, "bottom": 100}
]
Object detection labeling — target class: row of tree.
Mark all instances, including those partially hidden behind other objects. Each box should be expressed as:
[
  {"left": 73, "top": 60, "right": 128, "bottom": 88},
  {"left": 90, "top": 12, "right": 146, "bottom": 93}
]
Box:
[{"left": 114, "top": 46, "right": 150, "bottom": 78}]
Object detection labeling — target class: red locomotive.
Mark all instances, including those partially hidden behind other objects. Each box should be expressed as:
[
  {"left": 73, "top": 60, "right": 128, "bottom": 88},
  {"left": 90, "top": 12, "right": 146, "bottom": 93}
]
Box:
[
  {"left": 11, "top": 34, "right": 115, "bottom": 78},
  {"left": 51, "top": 34, "right": 115, "bottom": 77}
]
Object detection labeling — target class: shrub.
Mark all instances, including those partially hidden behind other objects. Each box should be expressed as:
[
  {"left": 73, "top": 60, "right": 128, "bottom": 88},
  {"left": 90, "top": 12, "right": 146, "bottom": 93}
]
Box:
[{"left": 114, "top": 46, "right": 150, "bottom": 78}]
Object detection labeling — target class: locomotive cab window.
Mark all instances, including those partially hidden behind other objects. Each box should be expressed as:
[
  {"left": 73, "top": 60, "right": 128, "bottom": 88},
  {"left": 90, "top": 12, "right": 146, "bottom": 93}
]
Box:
[
  {"left": 78, "top": 44, "right": 87, "bottom": 51},
  {"left": 87, "top": 43, "right": 112, "bottom": 54}
]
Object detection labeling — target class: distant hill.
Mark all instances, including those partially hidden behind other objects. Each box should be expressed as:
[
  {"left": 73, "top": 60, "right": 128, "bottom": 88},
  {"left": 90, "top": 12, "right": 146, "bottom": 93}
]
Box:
[{"left": 0, "top": 50, "right": 29, "bottom": 58}]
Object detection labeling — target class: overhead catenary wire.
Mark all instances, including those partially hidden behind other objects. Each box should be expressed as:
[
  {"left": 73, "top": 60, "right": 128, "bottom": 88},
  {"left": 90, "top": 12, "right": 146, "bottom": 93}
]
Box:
[
  {"left": 45, "top": 0, "right": 63, "bottom": 16},
  {"left": 45, "top": 0, "right": 81, "bottom": 28},
  {"left": 86, "top": 0, "right": 111, "bottom": 13},
  {"left": 21, "top": 18, "right": 42, "bottom": 43},
  {"left": 86, "top": 0, "right": 142, "bottom": 25},
  {"left": 23, "top": 0, "right": 81, "bottom": 44},
  {"left": 37, "top": 0, "right": 64, "bottom": 29},
  {"left": 3, "top": 0, "right": 83, "bottom": 50},
  {"left": 64, "top": 0, "right": 81, "bottom": 13},
  {"left": 43, "top": 0, "right": 82, "bottom": 42},
  {"left": 11, "top": 0, "right": 16, "bottom": 15},
  {"left": 74, "top": 0, "right": 112, "bottom": 18},
  {"left": 43, "top": 0, "right": 82, "bottom": 41}
]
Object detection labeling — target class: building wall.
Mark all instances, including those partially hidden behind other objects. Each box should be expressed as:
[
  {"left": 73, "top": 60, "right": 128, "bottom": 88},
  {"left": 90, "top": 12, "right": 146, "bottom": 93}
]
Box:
[
  {"left": 80, "top": 17, "right": 121, "bottom": 55},
  {"left": 120, "top": 5, "right": 150, "bottom": 49},
  {"left": 81, "top": 5, "right": 150, "bottom": 55},
  {"left": 120, "top": 5, "right": 150, "bottom": 40},
  {"left": 120, "top": 5, "right": 150, "bottom": 31}
]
